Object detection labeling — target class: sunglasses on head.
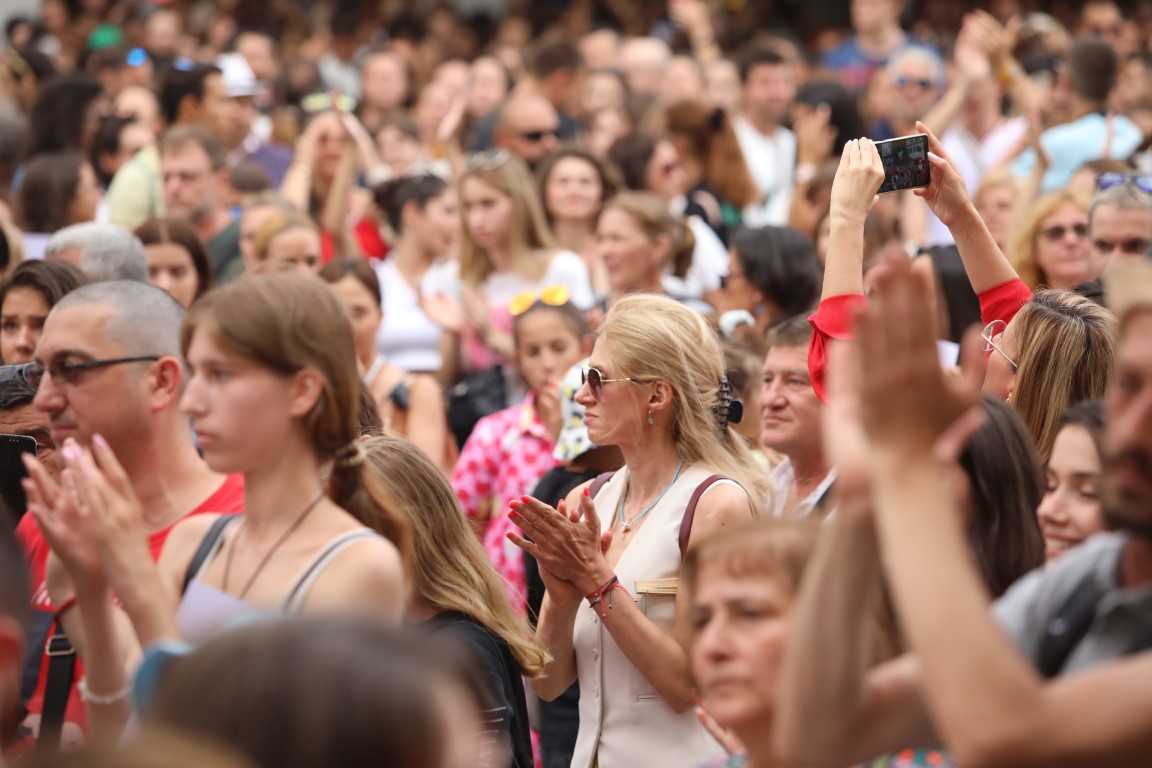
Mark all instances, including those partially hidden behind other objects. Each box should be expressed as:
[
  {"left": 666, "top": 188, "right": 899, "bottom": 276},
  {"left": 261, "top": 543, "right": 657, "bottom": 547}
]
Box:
[
  {"left": 508, "top": 285, "right": 570, "bottom": 316},
  {"left": 1096, "top": 172, "right": 1152, "bottom": 194},
  {"left": 466, "top": 149, "right": 511, "bottom": 172},
  {"left": 518, "top": 128, "right": 560, "bottom": 142},
  {"left": 300, "top": 92, "right": 357, "bottom": 114},
  {"left": 580, "top": 366, "right": 644, "bottom": 401},
  {"left": 1039, "top": 222, "right": 1088, "bottom": 241}
]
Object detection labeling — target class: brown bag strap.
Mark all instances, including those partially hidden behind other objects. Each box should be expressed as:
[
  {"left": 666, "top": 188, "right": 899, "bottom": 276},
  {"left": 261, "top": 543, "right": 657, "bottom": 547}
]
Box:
[
  {"left": 679, "top": 475, "right": 726, "bottom": 557},
  {"left": 587, "top": 471, "right": 617, "bottom": 499}
]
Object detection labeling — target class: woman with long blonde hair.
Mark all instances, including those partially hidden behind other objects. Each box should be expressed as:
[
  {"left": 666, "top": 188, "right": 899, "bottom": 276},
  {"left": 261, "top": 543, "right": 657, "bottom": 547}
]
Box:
[
  {"left": 1008, "top": 190, "right": 1096, "bottom": 290},
  {"left": 365, "top": 435, "right": 544, "bottom": 768},
  {"left": 507, "top": 293, "right": 768, "bottom": 768},
  {"left": 423, "top": 151, "right": 593, "bottom": 437}
]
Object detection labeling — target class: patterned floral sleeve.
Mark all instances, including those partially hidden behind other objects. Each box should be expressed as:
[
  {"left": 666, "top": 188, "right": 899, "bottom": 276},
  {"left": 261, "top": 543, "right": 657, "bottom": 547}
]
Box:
[{"left": 451, "top": 412, "right": 502, "bottom": 522}]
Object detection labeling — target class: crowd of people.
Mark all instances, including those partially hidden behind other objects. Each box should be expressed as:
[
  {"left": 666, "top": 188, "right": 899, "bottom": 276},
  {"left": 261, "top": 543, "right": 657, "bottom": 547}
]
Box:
[{"left": 0, "top": 0, "right": 1151, "bottom": 766}]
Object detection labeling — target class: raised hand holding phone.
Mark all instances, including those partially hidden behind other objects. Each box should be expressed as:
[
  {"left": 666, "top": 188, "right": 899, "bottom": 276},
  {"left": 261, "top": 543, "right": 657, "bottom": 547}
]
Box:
[{"left": 829, "top": 138, "right": 886, "bottom": 227}]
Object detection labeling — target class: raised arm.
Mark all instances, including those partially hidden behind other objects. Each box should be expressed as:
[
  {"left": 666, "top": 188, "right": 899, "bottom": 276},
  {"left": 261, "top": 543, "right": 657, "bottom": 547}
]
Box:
[
  {"left": 822, "top": 139, "right": 886, "bottom": 299},
  {"left": 848, "top": 253, "right": 1150, "bottom": 768},
  {"left": 914, "top": 123, "right": 1021, "bottom": 293},
  {"left": 776, "top": 341, "right": 936, "bottom": 766}
]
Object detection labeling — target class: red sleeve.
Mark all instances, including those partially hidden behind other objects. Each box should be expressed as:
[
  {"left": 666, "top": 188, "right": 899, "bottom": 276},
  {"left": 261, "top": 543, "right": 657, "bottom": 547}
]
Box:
[
  {"left": 808, "top": 294, "right": 867, "bottom": 404},
  {"left": 978, "top": 278, "right": 1032, "bottom": 328}
]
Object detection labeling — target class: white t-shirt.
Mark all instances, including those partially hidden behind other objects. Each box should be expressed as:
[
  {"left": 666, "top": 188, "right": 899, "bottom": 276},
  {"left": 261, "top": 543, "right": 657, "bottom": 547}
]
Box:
[
  {"left": 735, "top": 117, "right": 796, "bottom": 228},
  {"left": 422, "top": 250, "right": 594, "bottom": 310},
  {"left": 374, "top": 259, "right": 446, "bottom": 373},
  {"left": 925, "top": 117, "right": 1027, "bottom": 247}
]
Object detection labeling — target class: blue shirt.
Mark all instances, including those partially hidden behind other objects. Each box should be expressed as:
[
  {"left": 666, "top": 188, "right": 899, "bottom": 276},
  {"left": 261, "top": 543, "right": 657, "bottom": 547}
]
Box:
[
  {"left": 1012, "top": 113, "right": 1144, "bottom": 193},
  {"left": 821, "top": 35, "right": 938, "bottom": 91}
]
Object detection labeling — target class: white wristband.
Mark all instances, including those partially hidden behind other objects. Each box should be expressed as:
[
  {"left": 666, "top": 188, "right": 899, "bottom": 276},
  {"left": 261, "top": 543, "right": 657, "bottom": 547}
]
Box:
[{"left": 78, "top": 676, "right": 132, "bottom": 705}]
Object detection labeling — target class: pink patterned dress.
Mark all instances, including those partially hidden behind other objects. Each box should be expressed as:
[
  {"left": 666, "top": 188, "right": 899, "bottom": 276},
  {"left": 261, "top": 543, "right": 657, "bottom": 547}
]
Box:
[{"left": 451, "top": 395, "right": 558, "bottom": 614}]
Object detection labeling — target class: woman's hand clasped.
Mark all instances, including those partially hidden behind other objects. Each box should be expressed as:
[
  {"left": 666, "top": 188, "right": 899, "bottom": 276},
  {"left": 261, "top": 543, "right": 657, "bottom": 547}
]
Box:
[{"left": 507, "top": 491, "right": 614, "bottom": 604}]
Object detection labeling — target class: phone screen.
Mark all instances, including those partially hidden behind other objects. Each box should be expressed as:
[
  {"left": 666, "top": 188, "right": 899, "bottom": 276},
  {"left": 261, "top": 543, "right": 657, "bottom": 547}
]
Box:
[
  {"left": 0, "top": 434, "right": 36, "bottom": 522},
  {"left": 876, "top": 134, "right": 931, "bottom": 194}
]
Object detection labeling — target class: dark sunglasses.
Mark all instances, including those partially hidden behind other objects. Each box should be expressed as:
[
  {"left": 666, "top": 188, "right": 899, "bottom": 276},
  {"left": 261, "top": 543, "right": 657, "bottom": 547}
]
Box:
[
  {"left": 1096, "top": 172, "right": 1152, "bottom": 194},
  {"left": 1039, "top": 222, "right": 1088, "bottom": 241},
  {"left": 518, "top": 128, "right": 560, "bottom": 143},
  {"left": 894, "top": 76, "right": 935, "bottom": 90},
  {"left": 23, "top": 356, "right": 161, "bottom": 390},
  {"left": 580, "top": 366, "right": 643, "bottom": 400}
]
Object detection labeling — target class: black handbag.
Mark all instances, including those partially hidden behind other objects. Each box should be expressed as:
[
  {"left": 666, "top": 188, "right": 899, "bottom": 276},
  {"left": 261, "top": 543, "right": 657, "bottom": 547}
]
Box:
[{"left": 446, "top": 365, "right": 508, "bottom": 449}]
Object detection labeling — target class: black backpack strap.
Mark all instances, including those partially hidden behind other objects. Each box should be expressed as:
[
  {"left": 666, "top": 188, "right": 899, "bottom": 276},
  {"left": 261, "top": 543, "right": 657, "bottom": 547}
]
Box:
[
  {"left": 1035, "top": 574, "right": 1105, "bottom": 679},
  {"left": 38, "top": 628, "right": 75, "bottom": 748},
  {"left": 181, "top": 515, "right": 238, "bottom": 595},
  {"left": 587, "top": 472, "right": 616, "bottom": 500},
  {"left": 679, "top": 475, "right": 727, "bottom": 558}
]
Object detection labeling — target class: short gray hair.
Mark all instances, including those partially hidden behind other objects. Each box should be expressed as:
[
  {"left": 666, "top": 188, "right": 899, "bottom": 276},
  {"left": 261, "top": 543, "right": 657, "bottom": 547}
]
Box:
[
  {"left": 1089, "top": 182, "right": 1152, "bottom": 225},
  {"left": 52, "top": 280, "right": 184, "bottom": 359},
  {"left": 45, "top": 223, "right": 149, "bottom": 283},
  {"left": 886, "top": 46, "right": 946, "bottom": 87}
]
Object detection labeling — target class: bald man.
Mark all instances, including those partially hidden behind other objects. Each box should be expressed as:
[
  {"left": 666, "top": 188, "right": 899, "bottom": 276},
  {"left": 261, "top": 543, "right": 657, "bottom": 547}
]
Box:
[{"left": 493, "top": 94, "right": 562, "bottom": 168}]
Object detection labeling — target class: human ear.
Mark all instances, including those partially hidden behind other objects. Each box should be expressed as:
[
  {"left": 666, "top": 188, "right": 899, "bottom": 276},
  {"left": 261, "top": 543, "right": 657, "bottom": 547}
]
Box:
[{"left": 288, "top": 368, "right": 325, "bottom": 418}]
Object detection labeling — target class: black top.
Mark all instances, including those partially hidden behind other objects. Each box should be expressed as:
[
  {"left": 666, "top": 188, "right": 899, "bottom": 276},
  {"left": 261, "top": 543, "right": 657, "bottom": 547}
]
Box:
[{"left": 423, "top": 611, "right": 534, "bottom": 768}]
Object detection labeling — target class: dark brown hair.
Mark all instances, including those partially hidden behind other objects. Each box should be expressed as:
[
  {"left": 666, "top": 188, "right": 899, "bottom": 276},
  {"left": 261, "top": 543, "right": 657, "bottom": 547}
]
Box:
[
  {"left": 15, "top": 153, "right": 85, "bottom": 233},
  {"left": 319, "top": 258, "right": 382, "bottom": 306},
  {"left": 134, "top": 218, "right": 214, "bottom": 300},
  {"left": 146, "top": 618, "right": 479, "bottom": 768},
  {"left": 535, "top": 145, "right": 623, "bottom": 224}
]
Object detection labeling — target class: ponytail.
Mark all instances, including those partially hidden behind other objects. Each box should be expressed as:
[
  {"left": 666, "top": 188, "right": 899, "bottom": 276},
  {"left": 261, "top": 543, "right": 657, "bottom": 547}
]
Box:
[{"left": 328, "top": 443, "right": 413, "bottom": 572}]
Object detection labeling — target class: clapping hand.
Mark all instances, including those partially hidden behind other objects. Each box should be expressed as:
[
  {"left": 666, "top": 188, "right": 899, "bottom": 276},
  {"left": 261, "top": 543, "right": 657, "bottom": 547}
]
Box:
[{"left": 507, "top": 491, "right": 614, "bottom": 604}]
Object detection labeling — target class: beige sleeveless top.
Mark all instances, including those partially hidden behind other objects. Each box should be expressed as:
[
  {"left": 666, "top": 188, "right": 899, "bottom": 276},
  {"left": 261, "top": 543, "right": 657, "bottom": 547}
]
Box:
[{"left": 570, "top": 464, "right": 743, "bottom": 768}]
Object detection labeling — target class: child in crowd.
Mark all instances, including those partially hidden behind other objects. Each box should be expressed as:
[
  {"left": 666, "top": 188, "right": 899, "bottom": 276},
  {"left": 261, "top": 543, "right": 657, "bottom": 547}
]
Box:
[{"left": 451, "top": 289, "right": 589, "bottom": 613}]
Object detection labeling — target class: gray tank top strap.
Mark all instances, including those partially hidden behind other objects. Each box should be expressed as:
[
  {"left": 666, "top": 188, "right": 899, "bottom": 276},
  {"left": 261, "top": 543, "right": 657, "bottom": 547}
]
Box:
[
  {"left": 184, "top": 515, "right": 242, "bottom": 590},
  {"left": 282, "top": 529, "right": 379, "bottom": 613}
]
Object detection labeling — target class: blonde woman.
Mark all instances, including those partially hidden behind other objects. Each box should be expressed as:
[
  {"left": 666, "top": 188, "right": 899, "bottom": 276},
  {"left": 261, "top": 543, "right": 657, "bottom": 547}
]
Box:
[
  {"left": 1008, "top": 190, "right": 1096, "bottom": 290},
  {"left": 508, "top": 294, "right": 769, "bottom": 768},
  {"left": 423, "top": 151, "right": 593, "bottom": 391},
  {"left": 593, "top": 192, "right": 706, "bottom": 315},
  {"left": 248, "top": 211, "right": 323, "bottom": 275},
  {"left": 364, "top": 435, "right": 544, "bottom": 768}
]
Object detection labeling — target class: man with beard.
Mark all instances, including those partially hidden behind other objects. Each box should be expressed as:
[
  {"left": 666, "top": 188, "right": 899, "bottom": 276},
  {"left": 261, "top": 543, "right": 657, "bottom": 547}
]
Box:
[{"left": 774, "top": 257, "right": 1152, "bottom": 767}]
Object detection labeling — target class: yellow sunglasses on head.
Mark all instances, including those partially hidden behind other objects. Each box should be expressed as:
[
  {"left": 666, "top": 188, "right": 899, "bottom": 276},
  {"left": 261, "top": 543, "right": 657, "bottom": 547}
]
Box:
[{"left": 508, "top": 285, "right": 570, "bottom": 316}]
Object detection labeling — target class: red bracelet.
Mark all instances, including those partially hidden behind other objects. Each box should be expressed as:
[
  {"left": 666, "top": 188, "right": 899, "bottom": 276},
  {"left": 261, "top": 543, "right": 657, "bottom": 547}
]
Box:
[
  {"left": 586, "top": 575, "right": 617, "bottom": 617},
  {"left": 53, "top": 596, "right": 77, "bottom": 623}
]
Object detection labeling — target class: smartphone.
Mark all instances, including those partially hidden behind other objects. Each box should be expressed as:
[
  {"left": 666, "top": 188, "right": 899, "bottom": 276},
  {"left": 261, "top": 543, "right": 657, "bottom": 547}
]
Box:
[
  {"left": 875, "top": 134, "right": 931, "bottom": 194},
  {"left": 0, "top": 434, "right": 36, "bottom": 522}
]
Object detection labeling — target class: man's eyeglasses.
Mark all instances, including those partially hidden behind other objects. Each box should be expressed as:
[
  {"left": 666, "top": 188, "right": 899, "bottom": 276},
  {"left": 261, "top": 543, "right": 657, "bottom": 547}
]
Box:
[
  {"left": 581, "top": 366, "right": 644, "bottom": 401},
  {"left": 518, "top": 128, "right": 560, "bottom": 143},
  {"left": 1092, "top": 237, "right": 1151, "bottom": 256},
  {"left": 894, "top": 76, "right": 936, "bottom": 91},
  {"left": 1039, "top": 222, "right": 1088, "bottom": 241},
  {"left": 466, "top": 149, "right": 511, "bottom": 172},
  {"left": 23, "top": 356, "right": 162, "bottom": 390},
  {"left": 981, "top": 320, "right": 1017, "bottom": 370},
  {"left": 1096, "top": 172, "right": 1152, "bottom": 195}
]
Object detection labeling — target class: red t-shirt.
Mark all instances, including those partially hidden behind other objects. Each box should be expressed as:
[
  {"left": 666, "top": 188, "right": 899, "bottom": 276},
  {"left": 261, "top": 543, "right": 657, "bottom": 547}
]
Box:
[
  {"left": 806, "top": 279, "right": 1033, "bottom": 404},
  {"left": 15, "top": 474, "right": 245, "bottom": 738}
]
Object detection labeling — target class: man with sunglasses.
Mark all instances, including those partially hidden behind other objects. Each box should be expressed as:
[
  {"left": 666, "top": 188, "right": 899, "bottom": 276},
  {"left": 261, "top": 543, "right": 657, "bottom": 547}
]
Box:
[
  {"left": 1087, "top": 173, "right": 1152, "bottom": 265},
  {"left": 14, "top": 281, "right": 243, "bottom": 747},
  {"left": 493, "top": 93, "right": 563, "bottom": 170}
]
